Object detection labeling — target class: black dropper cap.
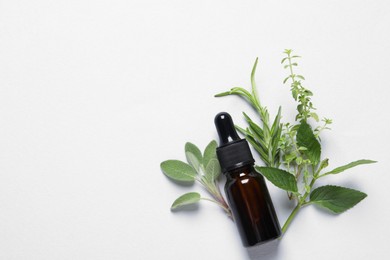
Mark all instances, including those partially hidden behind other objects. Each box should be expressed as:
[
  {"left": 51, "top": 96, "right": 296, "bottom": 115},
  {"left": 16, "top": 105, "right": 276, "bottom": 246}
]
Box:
[{"left": 214, "top": 112, "right": 254, "bottom": 173}]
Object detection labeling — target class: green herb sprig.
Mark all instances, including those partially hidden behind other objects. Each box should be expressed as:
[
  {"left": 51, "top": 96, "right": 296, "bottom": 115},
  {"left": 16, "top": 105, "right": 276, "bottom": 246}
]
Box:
[
  {"left": 215, "top": 58, "right": 282, "bottom": 168},
  {"left": 215, "top": 50, "right": 376, "bottom": 235},
  {"left": 161, "top": 141, "right": 232, "bottom": 218}
]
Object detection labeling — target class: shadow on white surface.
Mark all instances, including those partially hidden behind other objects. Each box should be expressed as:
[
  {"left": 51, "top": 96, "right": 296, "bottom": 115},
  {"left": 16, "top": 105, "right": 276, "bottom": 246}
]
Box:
[{"left": 246, "top": 239, "right": 280, "bottom": 260}]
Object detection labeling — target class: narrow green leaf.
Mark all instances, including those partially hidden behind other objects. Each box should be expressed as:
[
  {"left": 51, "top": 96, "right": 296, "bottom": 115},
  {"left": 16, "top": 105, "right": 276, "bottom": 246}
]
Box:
[
  {"left": 281, "top": 57, "right": 288, "bottom": 64},
  {"left": 243, "top": 113, "right": 264, "bottom": 137},
  {"left": 255, "top": 166, "right": 298, "bottom": 192},
  {"left": 205, "top": 159, "right": 221, "bottom": 181},
  {"left": 231, "top": 87, "right": 253, "bottom": 99},
  {"left": 203, "top": 140, "right": 218, "bottom": 169},
  {"left": 171, "top": 192, "right": 201, "bottom": 210},
  {"left": 310, "top": 185, "right": 367, "bottom": 213},
  {"left": 161, "top": 160, "right": 197, "bottom": 182},
  {"left": 214, "top": 91, "right": 231, "bottom": 97},
  {"left": 247, "top": 136, "right": 269, "bottom": 165},
  {"left": 297, "top": 121, "right": 321, "bottom": 165},
  {"left": 235, "top": 125, "right": 250, "bottom": 136},
  {"left": 271, "top": 106, "right": 282, "bottom": 134},
  {"left": 283, "top": 76, "right": 290, "bottom": 84},
  {"left": 296, "top": 75, "right": 305, "bottom": 80},
  {"left": 322, "top": 159, "right": 377, "bottom": 176},
  {"left": 271, "top": 125, "right": 282, "bottom": 156},
  {"left": 215, "top": 87, "right": 252, "bottom": 101},
  {"left": 251, "top": 58, "right": 259, "bottom": 98},
  {"left": 243, "top": 113, "right": 268, "bottom": 150},
  {"left": 248, "top": 123, "right": 267, "bottom": 149}
]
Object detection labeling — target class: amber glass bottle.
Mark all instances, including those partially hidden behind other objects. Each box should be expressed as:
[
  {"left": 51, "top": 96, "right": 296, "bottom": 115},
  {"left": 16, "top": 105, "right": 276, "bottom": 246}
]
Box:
[{"left": 215, "top": 112, "right": 281, "bottom": 247}]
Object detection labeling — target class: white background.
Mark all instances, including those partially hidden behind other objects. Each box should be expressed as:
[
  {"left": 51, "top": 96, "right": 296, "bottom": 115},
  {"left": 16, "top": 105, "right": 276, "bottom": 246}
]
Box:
[{"left": 0, "top": 0, "right": 389, "bottom": 259}]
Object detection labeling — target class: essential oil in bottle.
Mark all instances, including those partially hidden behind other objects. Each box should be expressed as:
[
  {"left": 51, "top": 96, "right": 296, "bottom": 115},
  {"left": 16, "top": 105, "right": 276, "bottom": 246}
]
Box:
[{"left": 214, "top": 112, "right": 281, "bottom": 247}]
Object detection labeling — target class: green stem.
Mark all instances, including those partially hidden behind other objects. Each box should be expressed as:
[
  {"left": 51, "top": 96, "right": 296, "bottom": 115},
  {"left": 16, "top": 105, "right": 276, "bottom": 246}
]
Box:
[
  {"left": 281, "top": 203, "right": 300, "bottom": 234},
  {"left": 282, "top": 177, "right": 317, "bottom": 234},
  {"left": 201, "top": 198, "right": 233, "bottom": 219},
  {"left": 287, "top": 54, "right": 295, "bottom": 82},
  {"left": 197, "top": 177, "right": 232, "bottom": 219}
]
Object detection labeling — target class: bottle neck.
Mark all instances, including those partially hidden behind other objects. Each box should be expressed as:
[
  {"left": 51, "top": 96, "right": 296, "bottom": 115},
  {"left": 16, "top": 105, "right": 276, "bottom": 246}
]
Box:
[{"left": 224, "top": 163, "right": 255, "bottom": 179}]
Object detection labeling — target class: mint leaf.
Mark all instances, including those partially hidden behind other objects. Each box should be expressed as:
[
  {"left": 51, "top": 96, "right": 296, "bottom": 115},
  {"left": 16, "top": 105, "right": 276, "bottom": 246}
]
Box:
[
  {"left": 297, "top": 121, "right": 321, "bottom": 165},
  {"left": 171, "top": 192, "right": 201, "bottom": 210},
  {"left": 203, "top": 140, "right": 218, "bottom": 169},
  {"left": 310, "top": 185, "right": 367, "bottom": 213},
  {"left": 184, "top": 142, "right": 203, "bottom": 171},
  {"left": 160, "top": 160, "right": 197, "bottom": 182},
  {"left": 205, "top": 159, "right": 221, "bottom": 182},
  {"left": 322, "top": 159, "right": 377, "bottom": 176},
  {"left": 255, "top": 166, "right": 298, "bottom": 192}
]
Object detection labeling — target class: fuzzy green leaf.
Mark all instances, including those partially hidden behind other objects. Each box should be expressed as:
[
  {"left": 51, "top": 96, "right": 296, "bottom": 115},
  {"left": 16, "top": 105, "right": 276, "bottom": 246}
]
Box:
[
  {"left": 297, "top": 121, "right": 321, "bottom": 165},
  {"left": 186, "top": 152, "right": 201, "bottom": 172},
  {"left": 310, "top": 185, "right": 367, "bottom": 213},
  {"left": 203, "top": 140, "right": 218, "bottom": 169},
  {"left": 161, "top": 160, "right": 197, "bottom": 182},
  {"left": 171, "top": 192, "right": 201, "bottom": 210},
  {"left": 205, "top": 159, "right": 221, "bottom": 181},
  {"left": 255, "top": 166, "right": 298, "bottom": 192},
  {"left": 185, "top": 142, "right": 202, "bottom": 163},
  {"left": 322, "top": 159, "right": 377, "bottom": 176}
]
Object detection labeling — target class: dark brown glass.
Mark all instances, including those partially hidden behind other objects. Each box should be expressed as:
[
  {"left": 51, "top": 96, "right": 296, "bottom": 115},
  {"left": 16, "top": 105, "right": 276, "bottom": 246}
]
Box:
[{"left": 225, "top": 164, "right": 281, "bottom": 247}]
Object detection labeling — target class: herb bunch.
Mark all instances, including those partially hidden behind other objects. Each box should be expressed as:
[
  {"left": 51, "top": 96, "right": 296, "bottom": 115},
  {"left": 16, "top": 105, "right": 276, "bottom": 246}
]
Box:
[
  {"left": 161, "top": 141, "right": 232, "bottom": 218},
  {"left": 215, "top": 49, "right": 376, "bottom": 234}
]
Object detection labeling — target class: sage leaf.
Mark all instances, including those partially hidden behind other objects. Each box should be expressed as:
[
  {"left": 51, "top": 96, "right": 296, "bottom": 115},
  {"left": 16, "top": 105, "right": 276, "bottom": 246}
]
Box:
[
  {"left": 185, "top": 142, "right": 202, "bottom": 170},
  {"left": 322, "top": 159, "right": 377, "bottom": 176},
  {"left": 297, "top": 121, "right": 321, "bottom": 165},
  {"left": 203, "top": 140, "right": 218, "bottom": 169},
  {"left": 310, "top": 185, "right": 367, "bottom": 213},
  {"left": 171, "top": 192, "right": 201, "bottom": 210},
  {"left": 186, "top": 152, "right": 201, "bottom": 172},
  {"left": 205, "top": 159, "right": 221, "bottom": 181},
  {"left": 255, "top": 166, "right": 298, "bottom": 192},
  {"left": 161, "top": 160, "right": 197, "bottom": 182}
]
